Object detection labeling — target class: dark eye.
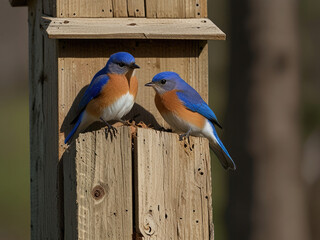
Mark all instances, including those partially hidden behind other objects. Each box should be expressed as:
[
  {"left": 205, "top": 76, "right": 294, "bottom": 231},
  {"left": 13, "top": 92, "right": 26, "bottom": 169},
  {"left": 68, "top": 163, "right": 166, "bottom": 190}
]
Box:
[
  {"left": 118, "top": 62, "right": 125, "bottom": 67},
  {"left": 160, "top": 79, "right": 166, "bottom": 84}
]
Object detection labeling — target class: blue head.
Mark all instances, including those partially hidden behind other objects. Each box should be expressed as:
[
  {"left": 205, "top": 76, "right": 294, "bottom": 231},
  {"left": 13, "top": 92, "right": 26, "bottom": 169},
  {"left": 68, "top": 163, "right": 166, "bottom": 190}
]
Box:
[
  {"left": 145, "top": 71, "right": 185, "bottom": 94},
  {"left": 106, "top": 52, "right": 140, "bottom": 74}
]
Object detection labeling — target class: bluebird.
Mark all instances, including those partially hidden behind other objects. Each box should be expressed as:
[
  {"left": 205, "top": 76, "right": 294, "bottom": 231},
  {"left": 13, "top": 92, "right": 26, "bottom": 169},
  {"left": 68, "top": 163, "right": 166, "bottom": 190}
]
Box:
[
  {"left": 145, "top": 71, "right": 236, "bottom": 170},
  {"left": 65, "top": 52, "right": 140, "bottom": 144}
]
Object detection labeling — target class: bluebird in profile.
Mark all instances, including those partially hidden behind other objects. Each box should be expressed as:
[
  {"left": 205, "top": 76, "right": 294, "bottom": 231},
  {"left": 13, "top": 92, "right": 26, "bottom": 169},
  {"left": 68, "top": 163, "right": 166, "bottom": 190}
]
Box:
[
  {"left": 145, "top": 71, "right": 236, "bottom": 170},
  {"left": 65, "top": 52, "right": 140, "bottom": 144}
]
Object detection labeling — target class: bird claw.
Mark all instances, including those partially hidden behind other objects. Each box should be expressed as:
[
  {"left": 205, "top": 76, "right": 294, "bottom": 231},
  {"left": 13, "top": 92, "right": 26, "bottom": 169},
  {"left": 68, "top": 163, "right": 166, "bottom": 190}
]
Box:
[
  {"left": 101, "top": 118, "right": 118, "bottom": 141},
  {"left": 104, "top": 125, "right": 118, "bottom": 140},
  {"left": 179, "top": 132, "right": 191, "bottom": 143}
]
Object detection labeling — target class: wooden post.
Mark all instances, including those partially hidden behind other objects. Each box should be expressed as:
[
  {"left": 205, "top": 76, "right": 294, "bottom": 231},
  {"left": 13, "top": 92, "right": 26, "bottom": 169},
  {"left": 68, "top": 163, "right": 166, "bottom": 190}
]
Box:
[{"left": 13, "top": 0, "right": 226, "bottom": 239}]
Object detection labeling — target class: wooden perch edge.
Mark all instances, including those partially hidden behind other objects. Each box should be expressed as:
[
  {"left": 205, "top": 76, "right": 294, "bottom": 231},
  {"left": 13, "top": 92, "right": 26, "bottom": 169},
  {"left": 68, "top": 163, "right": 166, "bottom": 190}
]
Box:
[
  {"left": 9, "top": 0, "right": 27, "bottom": 7},
  {"left": 40, "top": 16, "right": 226, "bottom": 40},
  {"left": 63, "top": 126, "right": 213, "bottom": 239}
]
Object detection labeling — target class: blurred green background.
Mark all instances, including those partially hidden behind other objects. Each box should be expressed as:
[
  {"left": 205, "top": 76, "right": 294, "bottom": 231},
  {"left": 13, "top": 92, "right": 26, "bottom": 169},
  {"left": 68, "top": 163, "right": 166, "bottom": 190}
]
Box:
[{"left": 0, "top": 0, "right": 319, "bottom": 240}]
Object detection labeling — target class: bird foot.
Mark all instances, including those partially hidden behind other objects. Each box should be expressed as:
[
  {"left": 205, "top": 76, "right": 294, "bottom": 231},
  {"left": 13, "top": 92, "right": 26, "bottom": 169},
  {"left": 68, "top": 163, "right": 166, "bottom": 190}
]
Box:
[
  {"left": 101, "top": 118, "right": 118, "bottom": 140},
  {"left": 179, "top": 131, "right": 191, "bottom": 144},
  {"left": 104, "top": 125, "right": 118, "bottom": 140}
]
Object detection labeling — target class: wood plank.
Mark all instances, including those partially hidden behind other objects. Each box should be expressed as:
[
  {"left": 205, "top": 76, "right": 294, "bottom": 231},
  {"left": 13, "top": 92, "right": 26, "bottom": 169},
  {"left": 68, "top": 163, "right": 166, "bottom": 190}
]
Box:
[
  {"left": 134, "top": 128, "right": 212, "bottom": 239},
  {"left": 145, "top": 0, "right": 207, "bottom": 18},
  {"left": 41, "top": 17, "right": 226, "bottom": 40},
  {"left": 56, "top": 0, "right": 113, "bottom": 17},
  {"left": 29, "top": 0, "right": 62, "bottom": 238},
  {"left": 58, "top": 39, "right": 208, "bottom": 133},
  {"left": 127, "top": 0, "right": 145, "bottom": 17},
  {"left": 63, "top": 126, "right": 133, "bottom": 239},
  {"left": 9, "top": 0, "right": 27, "bottom": 7},
  {"left": 111, "top": 0, "right": 128, "bottom": 17}
]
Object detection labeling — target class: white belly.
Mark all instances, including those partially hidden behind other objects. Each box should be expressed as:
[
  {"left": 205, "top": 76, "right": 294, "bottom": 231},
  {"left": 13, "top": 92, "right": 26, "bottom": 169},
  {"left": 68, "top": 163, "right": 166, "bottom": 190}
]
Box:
[
  {"left": 162, "top": 111, "right": 203, "bottom": 136},
  {"left": 162, "top": 112, "right": 218, "bottom": 145},
  {"left": 101, "top": 92, "right": 134, "bottom": 121}
]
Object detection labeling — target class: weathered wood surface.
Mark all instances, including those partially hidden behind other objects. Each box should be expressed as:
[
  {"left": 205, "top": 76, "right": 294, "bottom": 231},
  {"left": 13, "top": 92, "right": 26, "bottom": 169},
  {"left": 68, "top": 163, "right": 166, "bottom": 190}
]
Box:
[
  {"left": 145, "top": 0, "right": 207, "bottom": 18},
  {"left": 27, "top": 0, "right": 215, "bottom": 239},
  {"left": 128, "top": 0, "right": 146, "bottom": 17},
  {"left": 63, "top": 127, "right": 133, "bottom": 239},
  {"left": 29, "top": 0, "right": 62, "bottom": 238},
  {"left": 134, "top": 128, "right": 213, "bottom": 239},
  {"left": 59, "top": 39, "right": 208, "bottom": 136},
  {"left": 9, "top": 0, "right": 27, "bottom": 7},
  {"left": 41, "top": 17, "right": 225, "bottom": 40},
  {"left": 45, "top": 0, "right": 206, "bottom": 18}
]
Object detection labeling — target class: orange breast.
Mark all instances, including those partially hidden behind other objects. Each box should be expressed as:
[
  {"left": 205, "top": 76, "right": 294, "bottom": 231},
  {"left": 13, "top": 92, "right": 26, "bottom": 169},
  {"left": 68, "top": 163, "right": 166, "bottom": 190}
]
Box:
[
  {"left": 86, "top": 74, "right": 129, "bottom": 117},
  {"left": 129, "top": 76, "right": 138, "bottom": 99},
  {"left": 155, "top": 90, "right": 206, "bottom": 129}
]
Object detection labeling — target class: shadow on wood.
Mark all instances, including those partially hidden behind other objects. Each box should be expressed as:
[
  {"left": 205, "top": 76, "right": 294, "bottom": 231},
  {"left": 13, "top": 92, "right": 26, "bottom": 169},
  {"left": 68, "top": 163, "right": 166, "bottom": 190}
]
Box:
[{"left": 61, "top": 126, "right": 213, "bottom": 239}]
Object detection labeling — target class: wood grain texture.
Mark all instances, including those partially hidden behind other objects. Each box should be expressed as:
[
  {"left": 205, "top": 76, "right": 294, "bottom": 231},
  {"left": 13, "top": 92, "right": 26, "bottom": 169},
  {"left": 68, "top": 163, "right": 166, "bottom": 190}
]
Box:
[
  {"left": 58, "top": 39, "right": 208, "bottom": 135},
  {"left": 111, "top": 0, "right": 128, "bottom": 17},
  {"left": 29, "top": 0, "right": 61, "bottom": 238},
  {"left": 145, "top": 0, "right": 207, "bottom": 18},
  {"left": 41, "top": 17, "right": 226, "bottom": 40},
  {"left": 56, "top": 0, "right": 113, "bottom": 17},
  {"left": 63, "top": 127, "right": 133, "bottom": 240},
  {"left": 49, "top": 0, "right": 207, "bottom": 18},
  {"left": 134, "top": 128, "right": 212, "bottom": 239},
  {"left": 127, "top": 0, "right": 145, "bottom": 17}
]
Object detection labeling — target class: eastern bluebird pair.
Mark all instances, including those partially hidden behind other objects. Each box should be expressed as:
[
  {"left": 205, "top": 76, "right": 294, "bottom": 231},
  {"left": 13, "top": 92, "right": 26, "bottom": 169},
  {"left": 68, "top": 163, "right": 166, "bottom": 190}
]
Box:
[{"left": 65, "top": 52, "right": 236, "bottom": 170}]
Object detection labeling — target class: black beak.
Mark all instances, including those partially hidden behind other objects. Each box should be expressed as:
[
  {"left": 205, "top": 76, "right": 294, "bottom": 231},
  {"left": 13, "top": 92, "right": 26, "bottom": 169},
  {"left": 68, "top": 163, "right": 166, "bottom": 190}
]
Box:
[
  {"left": 145, "top": 82, "right": 154, "bottom": 87},
  {"left": 131, "top": 63, "right": 140, "bottom": 69}
]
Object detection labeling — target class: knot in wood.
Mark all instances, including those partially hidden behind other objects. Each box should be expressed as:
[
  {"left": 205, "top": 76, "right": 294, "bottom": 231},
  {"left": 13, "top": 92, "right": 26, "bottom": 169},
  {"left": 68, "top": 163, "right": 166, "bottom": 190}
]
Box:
[
  {"left": 92, "top": 185, "right": 105, "bottom": 200},
  {"left": 143, "top": 213, "right": 156, "bottom": 236}
]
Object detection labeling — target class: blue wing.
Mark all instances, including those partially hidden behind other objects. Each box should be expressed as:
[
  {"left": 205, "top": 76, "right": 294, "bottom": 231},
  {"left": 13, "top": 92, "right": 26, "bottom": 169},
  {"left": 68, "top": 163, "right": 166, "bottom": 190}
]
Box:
[
  {"left": 78, "top": 74, "right": 109, "bottom": 111},
  {"left": 71, "top": 74, "right": 109, "bottom": 124},
  {"left": 176, "top": 88, "right": 222, "bottom": 128}
]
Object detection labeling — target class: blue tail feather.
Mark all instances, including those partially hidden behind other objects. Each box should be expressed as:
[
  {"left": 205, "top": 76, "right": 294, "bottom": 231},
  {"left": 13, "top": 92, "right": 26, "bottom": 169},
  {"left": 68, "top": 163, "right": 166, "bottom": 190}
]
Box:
[
  {"left": 209, "top": 122, "right": 236, "bottom": 170},
  {"left": 65, "top": 111, "right": 84, "bottom": 144}
]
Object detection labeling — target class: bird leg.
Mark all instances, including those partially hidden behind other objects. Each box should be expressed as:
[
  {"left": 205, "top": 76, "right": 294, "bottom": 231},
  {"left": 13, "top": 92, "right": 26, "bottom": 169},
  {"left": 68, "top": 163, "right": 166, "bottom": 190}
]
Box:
[
  {"left": 179, "top": 129, "right": 191, "bottom": 144},
  {"left": 100, "top": 118, "right": 118, "bottom": 140}
]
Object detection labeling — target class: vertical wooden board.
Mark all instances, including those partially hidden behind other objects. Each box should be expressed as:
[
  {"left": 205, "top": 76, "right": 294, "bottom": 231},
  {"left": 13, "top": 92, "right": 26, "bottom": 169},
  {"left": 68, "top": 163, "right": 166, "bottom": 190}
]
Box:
[
  {"left": 198, "top": 41, "right": 208, "bottom": 102},
  {"left": 111, "top": 0, "right": 128, "bottom": 17},
  {"left": 199, "top": 0, "right": 207, "bottom": 18},
  {"left": 43, "top": 0, "right": 56, "bottom": 16},
  {"left": 56, "top": 0, "right": 113, "bottom": 17},
  {"left": 127, "top": 0, "right": 146, "bottom": 17},
  {"left": 145, "top": 0, "right": 207, "bottom": 18},
  {"left": 134, "top": 128, "right": 212, "bottom": 239},
  {"left": 29, "top": 0, "right": 62, "bottom": 238},
  {"left": 58, "top": 39, "right": 208, "bottom": 137},
  {"left": 63, "top": 127, "right": 133, "bottom": 240}
]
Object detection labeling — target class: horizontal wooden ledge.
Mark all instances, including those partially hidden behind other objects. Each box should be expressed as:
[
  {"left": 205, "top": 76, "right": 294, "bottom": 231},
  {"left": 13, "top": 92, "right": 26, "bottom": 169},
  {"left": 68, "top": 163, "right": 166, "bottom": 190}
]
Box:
[{"left": 41, "top": 16, "right": 226, "bottom": 40}]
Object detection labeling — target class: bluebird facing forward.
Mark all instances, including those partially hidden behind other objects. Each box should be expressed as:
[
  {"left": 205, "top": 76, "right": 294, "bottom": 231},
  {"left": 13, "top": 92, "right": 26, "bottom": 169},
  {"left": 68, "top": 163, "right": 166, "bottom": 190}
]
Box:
[
  {"left": 145, "top": 71, "right": 236, "bottom": 170},
  {"left": 65, "top": 52, "right": 140, "bottom": 143}
]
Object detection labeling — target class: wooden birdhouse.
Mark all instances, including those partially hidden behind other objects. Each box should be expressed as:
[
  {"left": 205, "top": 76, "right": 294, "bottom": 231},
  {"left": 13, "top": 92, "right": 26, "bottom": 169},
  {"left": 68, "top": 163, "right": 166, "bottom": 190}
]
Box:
[{"left": 11, "top": 0, "right": 225, "bottom": 239}]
